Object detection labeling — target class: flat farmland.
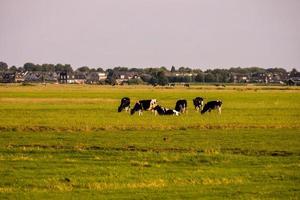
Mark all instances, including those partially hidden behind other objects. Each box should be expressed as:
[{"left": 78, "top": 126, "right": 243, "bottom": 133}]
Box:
[{"left": 0, "top": 84, "right": 299, "bottom": 199}]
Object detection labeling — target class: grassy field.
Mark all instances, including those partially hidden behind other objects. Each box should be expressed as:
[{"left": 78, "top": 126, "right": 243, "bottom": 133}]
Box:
[{"left": 0, "top": 84, "right": 299, "bottom": 199}]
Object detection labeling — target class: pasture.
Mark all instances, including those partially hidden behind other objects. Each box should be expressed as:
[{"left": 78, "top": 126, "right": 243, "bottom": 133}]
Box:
[{"left": 0, "top": 84, "right": 299, "bottom": 199}]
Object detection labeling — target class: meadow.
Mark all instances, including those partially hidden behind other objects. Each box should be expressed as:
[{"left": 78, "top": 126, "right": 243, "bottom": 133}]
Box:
[{"left": 0, "top": 84, "right": 299, "bottom": 199}]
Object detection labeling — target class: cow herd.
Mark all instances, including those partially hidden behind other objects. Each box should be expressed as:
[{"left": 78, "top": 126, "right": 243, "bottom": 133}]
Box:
[{"left": 118, "top": 97, "right": 222, "bottom": 116}]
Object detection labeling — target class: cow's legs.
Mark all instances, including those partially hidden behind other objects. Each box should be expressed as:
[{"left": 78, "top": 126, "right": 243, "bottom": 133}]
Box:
[{"left": 218, "top": 106, "right": 222, "bottom": 114}]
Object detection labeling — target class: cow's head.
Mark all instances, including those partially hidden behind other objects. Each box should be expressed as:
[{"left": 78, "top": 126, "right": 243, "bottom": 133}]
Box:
[
  {"left": 153, "top": 105, "right": 160, "bottom": 111},
  {"left": 130, "top": 102, "right": 141, "bottom": 115}
]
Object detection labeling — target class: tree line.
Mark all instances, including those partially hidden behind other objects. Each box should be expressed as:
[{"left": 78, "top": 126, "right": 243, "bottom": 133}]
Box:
[{"left": 0, "top": 61, "right": 299, "bottom": 85}]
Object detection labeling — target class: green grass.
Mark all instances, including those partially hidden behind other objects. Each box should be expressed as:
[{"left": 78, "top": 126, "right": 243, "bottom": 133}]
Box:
[{"left": 0, "top": 84, "right": 299, "bottom": 199}]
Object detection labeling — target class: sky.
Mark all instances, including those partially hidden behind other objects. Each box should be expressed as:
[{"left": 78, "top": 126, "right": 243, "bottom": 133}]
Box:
[{"left": 0, "top": 0, "right": 300, "bottom": 70}]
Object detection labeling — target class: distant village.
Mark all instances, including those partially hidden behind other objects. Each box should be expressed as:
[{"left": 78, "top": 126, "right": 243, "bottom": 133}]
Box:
[{"left": 0, "top": 61, "right": 300, "bottom": 86}]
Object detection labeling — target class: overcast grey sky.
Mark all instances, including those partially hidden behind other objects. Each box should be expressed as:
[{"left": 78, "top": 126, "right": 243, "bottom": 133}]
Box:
[{"left": 1, "top": 0, "right": 300, "bottom": 70}]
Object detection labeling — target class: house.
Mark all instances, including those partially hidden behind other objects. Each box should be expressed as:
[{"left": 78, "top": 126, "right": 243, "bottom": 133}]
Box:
[
  {"left": 0, "top": 72, "right": 16, "bottom": 83},
  {"left": 24, "top": 71, "right": 57, "bottom": 83},
  {"left": 74, "top": 72, "right": 86, "bottom": 84},
  {"left": 24, "top": 72, "right": 42, "bottom": 82},
  {"left": 58, "top": 71, "right": 68, "bottom": 84},
  {"left": 287, "top": 78, "right": 300, "bottom": 86},
  {"left": 43, "top": 72, "right": 58, "bottom": 83},
  {"left": 86, "top": 72, "right": 107, "bottom": 84},
  {"left": 231, "top": 73, "right": 250, "bottom": 83},
  {"left": 250, "top": 73, "right": 267, "bottom": 83},
  {"left": 58, "top": 72, "right": 76, "bottom": 84},
  {"left": 115, "top": 72, "right": 140, "bottom": 85},
  {"left": 174, "top": 73, "right": 194, "bottom": 77},
  {"left": 15, "top": 71, "right": 27, "bottom": 82}
]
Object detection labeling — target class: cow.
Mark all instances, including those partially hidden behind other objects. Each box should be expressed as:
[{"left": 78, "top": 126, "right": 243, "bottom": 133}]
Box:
[
  {"left": 153, "top": 105, "right": 180, "bottom": 116},
  {"left": 175, "top": 99, "right": 188, "bottom": 114},
  {"left": 118, "top": 97, "right": 130, "bottom": 112},
  {"left": 193, "top": 97, "right": 204, "bottom": 111},
  {"left": 201, "top": 100, "right": 222, "bottom": 114},
  {"left": 130, "top": 99, "right": 157, "bottom": 115}
]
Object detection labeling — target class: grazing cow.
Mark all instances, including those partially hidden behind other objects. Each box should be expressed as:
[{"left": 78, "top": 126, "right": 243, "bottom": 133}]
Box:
[
  {"left": 175, "top": 99, "right": 188, "bottom": 113},
  {"left": 184, "top": 83, "right": 190, "bottom": 87},
  {"left": 130, "top": 99, "right": 157, "bottom": 115},
  {"left": 193, "top": 97, "right": 204, "bottom": 111},
  {"left": 118, "top": 97, "right": 130, "bottom": 112},
  {"left": 153, "top": 105, "right": 180, "bottom": 116},
  {"left": 201, "top": 100, "right": 222, "bottom": 114}
]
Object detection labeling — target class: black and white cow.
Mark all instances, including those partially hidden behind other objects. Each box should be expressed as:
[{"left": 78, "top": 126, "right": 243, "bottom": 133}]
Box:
[
  {"left": 153, "top": 105, "right": 180, "bottom": 116},
  {"left": 201, "top": 100, "right": 222, "bottom": 114},
  {"left": 118, "top": 97, "right": 130, "bottom": 112},
  {"left": 130, "top": 99, "right": 157, "bottom": 115},
  {"left": 175, "top": 99, "right": 188, "bottom": 113},
  {"left": 193, "top": 97, "right": 204, "bottom": 111}
]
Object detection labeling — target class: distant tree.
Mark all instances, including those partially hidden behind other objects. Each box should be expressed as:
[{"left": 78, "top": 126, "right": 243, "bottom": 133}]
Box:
[
  {"left": 129, "top": 68, "right": 143, "bottom": 73},
  {"left": 171, "top": 66, "right": 176, "bottom": 73},
  {"left": 77, "top": 66, "right": 90, "bottom": 73},
  {"left": 228, "top": 67, "right": 266, "bottom": 75},
  {"left": 266, "top": 68, "right": 287, "bottom": 74},
  {"left": 128, "top": 78, "right": 144, "bottom": 85},
  {"left": 290, "top": 68, "right": 300, "bottom": 77},
  {"left": 89, "top": 68, "right": 97, "bottom": 73},
  {"left": 228, "top": 67, "right": 247, "bottom": 74},
  {"left": 178, "top": 67, "right": 185, "bottom": 73},
  {"left": 64, "top": 64, "right": 73, "bottom": 73},
  {"left": 55, "top": 64, "right": 64, "bottom": 72},
  {"left": 0, "top": 61, "right": 8, "bottom": 71},
  {"left": 185, "top": 67, "right": 192, "bottom": 73},
  {"left": 143, "top": 67, "right": 160, "bottom": 75},
  {"left": 160, "top": 66, "right": 168, "bottom": 72},
  {"left": 195, "top": 73, "right": 205, "bottom": 82},
  {"left": 149, "top": 77, "right": 158, "bottom": 85},
  {"left": 141, "top": 74, "right": 152, "bottom": 83},
  {"left": 182, "top": 76, "right": 192, "bottom": 83},
  {"left": 192, "top": 69, "right": 202, "bottom": 74},
  {"left": 156, "top": 71, "right": 169, "bottom": 85},
  {"left": 36, "top": 64, "right": 44, "bottom": 71},
  {"left": 54, "top": 64, "right": 73, "bottom": 73},
  {"left": 106, "top": 69, "right": 114, "bottom": 75},
  {"left": 178, "top": 67, "right": 192, "bottom": 73},
  {"left": 205, "top": 73, "right": 216, "bottom": 82},
  {"left": 42, "top": 64, "right": 55, "bottom": 72},
  {"left": 212, "top": 69, "right": 230, "bottom": 82},
  {"left": 24, "top": 62, "right": 36, "bottom": 71},
  {"left": 97, "top": 67, "right": 104, "bottom": 73},
  {"left": 247, "top": 67, "right": 266, "bottom": 73},
  {"left": 106, "top": 69, "right": 118, "bottom": 85},
  {"left": 9, "top": 66, "right": 17, "bottom": 72},
  {"left": 114, "top": 67, "right": 128, "bottom": 72},
  {"left": 17, "top": 67, "right": 24, "bottom": 72}
]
